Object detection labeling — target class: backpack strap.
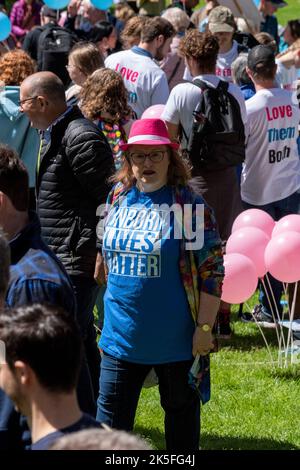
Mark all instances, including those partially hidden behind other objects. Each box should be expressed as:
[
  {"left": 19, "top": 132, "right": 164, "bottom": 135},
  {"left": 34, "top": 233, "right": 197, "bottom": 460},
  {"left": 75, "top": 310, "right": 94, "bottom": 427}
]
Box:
[
  {"left": 192, "top": 78, "right": 211, "bottom": 91},
  {"left": 216, "top": 80, "right": 230, "bottom": 114},
  {"left": 181, "top": 79, "right": 208, "bottom": 144}
]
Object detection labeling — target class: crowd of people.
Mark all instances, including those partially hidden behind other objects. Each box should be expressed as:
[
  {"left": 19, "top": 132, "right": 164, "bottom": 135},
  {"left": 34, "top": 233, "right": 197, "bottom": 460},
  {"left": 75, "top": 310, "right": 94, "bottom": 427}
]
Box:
[{"left": 0, "top": 0, "right": 299, "bottom": 451}]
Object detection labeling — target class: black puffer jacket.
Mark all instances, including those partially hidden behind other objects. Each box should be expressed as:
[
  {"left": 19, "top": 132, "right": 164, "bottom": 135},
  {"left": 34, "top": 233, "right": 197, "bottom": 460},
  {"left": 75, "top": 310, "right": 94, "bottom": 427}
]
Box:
[{"left": 36, "top": 106, "right": 114, "bottom": 278}]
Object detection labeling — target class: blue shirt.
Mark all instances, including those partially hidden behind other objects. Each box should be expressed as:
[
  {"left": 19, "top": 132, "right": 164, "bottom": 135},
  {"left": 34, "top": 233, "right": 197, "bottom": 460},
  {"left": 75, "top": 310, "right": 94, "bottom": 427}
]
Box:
[
  {"left": 31, "top": 414, "right": 100, "bottom": 450},
  {"left": 260, "top": 15, "right": 279, "bottom": 45},
  {"left": 240, "top": 84, "right": 256, "bottom": 101},
  {"left": 100, "top": 186, "right": 194, "bottom": 364},
  {"left": 0, "top": 212, "right": 76, "bottom": 451},
  {"left": 7, "top": 212, "right": 75, "bottom": 312}
]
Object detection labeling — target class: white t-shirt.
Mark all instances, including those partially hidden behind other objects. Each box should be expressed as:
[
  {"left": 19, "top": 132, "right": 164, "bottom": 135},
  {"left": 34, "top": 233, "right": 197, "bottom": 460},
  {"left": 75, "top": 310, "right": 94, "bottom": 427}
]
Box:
[
  {"left": 162, "top": 74, "right": 247, "bottom": 148},
  {"left": 276, "top": 59, "right": 298, "bottom": 91},
  {"left": 215, "top": 40, "right": 240, "bottom": 83},
  {"left": 183, "top": 41, "right": 241, "bottom": 83},
  {"left": 242, "top": 88, "right": 300, "bottom": 205},
  {"left": 105, "top": 49, "right": 169, "bottom": 118}
]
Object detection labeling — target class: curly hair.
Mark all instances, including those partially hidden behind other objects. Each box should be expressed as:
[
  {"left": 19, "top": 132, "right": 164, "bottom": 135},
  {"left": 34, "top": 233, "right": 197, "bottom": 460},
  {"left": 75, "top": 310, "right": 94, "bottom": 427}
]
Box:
[
  {"left": 179, "top": 30, "right": 219, "bottom": 70},
  {"left": 80, "top": 68, "right": 132, "bottom": 122},
  {"left": 0, "top": 49, "right": 35, "bottom": 86},
  {"left": 112, "top": 147, "right": 191, "bottom": 189}
]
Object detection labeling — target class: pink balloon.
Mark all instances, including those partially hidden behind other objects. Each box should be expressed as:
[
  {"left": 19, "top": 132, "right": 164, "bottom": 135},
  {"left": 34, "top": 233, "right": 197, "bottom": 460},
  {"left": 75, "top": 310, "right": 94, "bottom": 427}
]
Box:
[
  {"left": 265, "top": 231, "right": 300, "bottom": 283},
  {"left": 221, "top": 253, "right": 258, "bottom": 304},
  {"left": 141, "top": 104, "right": 166, "bottom": 119},
  {"left": 272, "top": 214, "right": 300, "bottom": 238},
  {"left": 232, "top": 209, "right": 275, "bottom": 238},
  {"left": 226, "top": 226, "right": 269, "bottom": 278}
]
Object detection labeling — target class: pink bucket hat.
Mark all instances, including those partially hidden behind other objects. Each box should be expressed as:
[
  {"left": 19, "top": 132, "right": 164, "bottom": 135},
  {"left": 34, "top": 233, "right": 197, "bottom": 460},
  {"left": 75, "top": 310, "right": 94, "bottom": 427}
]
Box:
[{"left": 120, "top": 118, "right": 179, "bottom": 151}]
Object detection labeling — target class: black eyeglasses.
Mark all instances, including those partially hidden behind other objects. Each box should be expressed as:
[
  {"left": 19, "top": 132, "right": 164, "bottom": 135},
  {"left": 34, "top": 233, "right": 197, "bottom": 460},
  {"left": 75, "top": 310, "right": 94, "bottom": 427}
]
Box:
[
  {"left": 129, "top": 151, "right": 167, "bottom": 164},
  {"left": 18, "top": 96, "right": 39, "bottom": 107}
]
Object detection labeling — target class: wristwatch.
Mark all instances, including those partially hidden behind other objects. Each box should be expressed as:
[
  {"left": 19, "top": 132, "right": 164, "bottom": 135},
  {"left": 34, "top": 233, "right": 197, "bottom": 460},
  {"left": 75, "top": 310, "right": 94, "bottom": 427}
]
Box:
[{"left": 197, "top": 323, "right": 211, "bottom": 332}]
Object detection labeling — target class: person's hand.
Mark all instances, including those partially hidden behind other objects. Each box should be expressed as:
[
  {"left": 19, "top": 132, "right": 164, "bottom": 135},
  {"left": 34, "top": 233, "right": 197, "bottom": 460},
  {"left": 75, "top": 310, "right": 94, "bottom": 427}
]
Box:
[
  {"left": 67, "top": 0, "right": 81, "bottom": 18},
  {"left": 94, "top": 252, "right": 107, "bottom": 286},
  {"left": 192, "top": 327, "right": 214, "bottom": 356}
]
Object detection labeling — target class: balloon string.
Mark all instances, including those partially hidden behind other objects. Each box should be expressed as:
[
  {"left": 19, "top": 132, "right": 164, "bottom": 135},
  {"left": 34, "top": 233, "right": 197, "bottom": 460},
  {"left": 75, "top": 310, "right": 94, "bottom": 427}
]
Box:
[
  {"left": 285, "top": 281, "right": 298, "bottom": 368},
  {"left": 262, "top": 274, "right": 286, "bottom": 365},
  {"left": 244, "top": 301, "right": 275, "bottom": 368}
]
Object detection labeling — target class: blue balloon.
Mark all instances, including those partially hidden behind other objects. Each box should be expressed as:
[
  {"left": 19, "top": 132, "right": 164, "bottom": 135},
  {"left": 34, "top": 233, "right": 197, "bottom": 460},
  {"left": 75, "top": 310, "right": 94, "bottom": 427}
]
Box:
[
  {"left": 0, "top": 13, "right": 11, "bottom": 41},
  {"left": 90, "top": 0, "right": 113, "bottom": 10},
  {"left": 43, "top": 0, "right": 70, "bottom": 9}
]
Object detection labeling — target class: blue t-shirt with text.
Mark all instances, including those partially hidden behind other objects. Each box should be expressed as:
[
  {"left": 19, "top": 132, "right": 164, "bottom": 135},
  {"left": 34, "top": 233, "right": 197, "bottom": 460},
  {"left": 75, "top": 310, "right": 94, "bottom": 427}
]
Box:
[{"left": 100, "top": 185, "right": 194, "bottom": 364}]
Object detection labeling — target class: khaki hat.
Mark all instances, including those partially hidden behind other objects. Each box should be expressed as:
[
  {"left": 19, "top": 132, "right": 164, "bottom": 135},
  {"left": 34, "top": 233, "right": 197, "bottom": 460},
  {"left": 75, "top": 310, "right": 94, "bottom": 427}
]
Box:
[{"left": 208, "top": 6, "right": 236, "bottom": 34}]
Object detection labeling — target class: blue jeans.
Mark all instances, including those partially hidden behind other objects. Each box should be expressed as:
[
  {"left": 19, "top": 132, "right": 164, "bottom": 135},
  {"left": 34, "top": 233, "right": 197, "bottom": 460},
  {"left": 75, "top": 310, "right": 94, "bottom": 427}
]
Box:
[
  {"left": 243, "top": 190, "right": 300, "bottom": 318},
  {"left": 70, "top": 276, "right": 100, "bottom": 402},
  {"left": 97, "top": 352, "right": 200, "bottom": 451}
]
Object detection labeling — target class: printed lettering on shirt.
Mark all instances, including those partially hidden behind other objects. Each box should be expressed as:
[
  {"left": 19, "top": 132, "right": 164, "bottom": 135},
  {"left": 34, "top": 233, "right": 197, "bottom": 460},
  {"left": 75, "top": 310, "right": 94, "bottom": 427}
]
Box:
[
  {"left": 268, "top": 127, "right": 296, "bottom": 142},
  {"left": 103, "top": 206, "right": 168, "bottom": 278},
  {"left": 265, "top": 106, "right": 295, "bottom": 164},
  {"left": 265, "top": 105, "right": 293, "bottom": 121},
  {"left": 269, "top": 146, "right": 290, "bottom": 163},
  {"left": 128, "top": 92, "right": 137, "bottom": 104},
  {"left": 216, "top": 67, "right": 232, "bottom": 79},
  {"left": 115, "top": 64, "right": 139, "bottom": 83}
]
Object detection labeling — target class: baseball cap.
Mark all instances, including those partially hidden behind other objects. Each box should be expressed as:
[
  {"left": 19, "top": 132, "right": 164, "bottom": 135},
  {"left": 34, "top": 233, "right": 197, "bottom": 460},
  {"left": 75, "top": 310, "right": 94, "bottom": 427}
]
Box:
[
  {"left": 247, "top": 45, "right": 276, "bottom": 73},
  {"left": 208, "top": 6, "right": 236, "bottom": 34},
  {"left": 268, "top": 0, "right": 287, "bottom": 7},
  {"left": 40, "top": 6, "right": 57, "bottom": 19}
]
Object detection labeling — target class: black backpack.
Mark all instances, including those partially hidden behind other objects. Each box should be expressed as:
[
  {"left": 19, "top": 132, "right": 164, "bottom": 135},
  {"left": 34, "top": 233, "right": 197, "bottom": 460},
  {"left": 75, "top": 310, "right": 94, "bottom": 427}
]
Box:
[
  {"left": 37, "top": 25, "right": 77, "bottom": 87},
  {"left": 184, "top": 79, "right": 246, "bottom": 174}
]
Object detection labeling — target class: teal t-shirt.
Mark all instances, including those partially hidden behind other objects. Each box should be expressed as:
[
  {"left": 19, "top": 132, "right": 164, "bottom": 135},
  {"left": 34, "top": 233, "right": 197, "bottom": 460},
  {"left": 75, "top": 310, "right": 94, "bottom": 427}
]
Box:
[{"left": 100, "top": 185, "right": 194, "bottom": 364}]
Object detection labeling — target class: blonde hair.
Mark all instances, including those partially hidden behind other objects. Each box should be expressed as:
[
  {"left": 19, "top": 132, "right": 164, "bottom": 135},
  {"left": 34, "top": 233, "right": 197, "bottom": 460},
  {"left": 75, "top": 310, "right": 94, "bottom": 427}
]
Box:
[
  {"left": 161, "top": 7, "right": 190, "bottom": 33},
  {"left": 68, "top": 42, "right": 104, "bottom": 76},
  {"left": 114, "top": 4, "right": 136, "bottom": 22},
  {"left": 255, "top": 32, "right": 277, "bottom": 54}
]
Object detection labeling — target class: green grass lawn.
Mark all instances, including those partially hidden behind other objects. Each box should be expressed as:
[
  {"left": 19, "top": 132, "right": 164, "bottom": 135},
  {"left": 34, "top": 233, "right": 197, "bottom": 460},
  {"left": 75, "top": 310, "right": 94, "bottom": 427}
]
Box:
[
  {"left": 134, "top": 296, "right": 300, "bottom": 450},
  {"left": 275, "top": 0, "right": 300, "bottom": 26}
]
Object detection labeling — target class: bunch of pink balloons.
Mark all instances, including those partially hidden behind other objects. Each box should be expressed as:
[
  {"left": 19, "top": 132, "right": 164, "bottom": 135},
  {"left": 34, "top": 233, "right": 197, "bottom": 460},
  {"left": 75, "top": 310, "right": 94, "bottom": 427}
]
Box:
[
  {"left": 222, "top": 209, "right": 300, "bottom": 304},
  {"left": 222, "top": 209, "right": 274, "bottom": 304},
  {"left": 265, "top": 214, "right": 300, "bottom": 283}
]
